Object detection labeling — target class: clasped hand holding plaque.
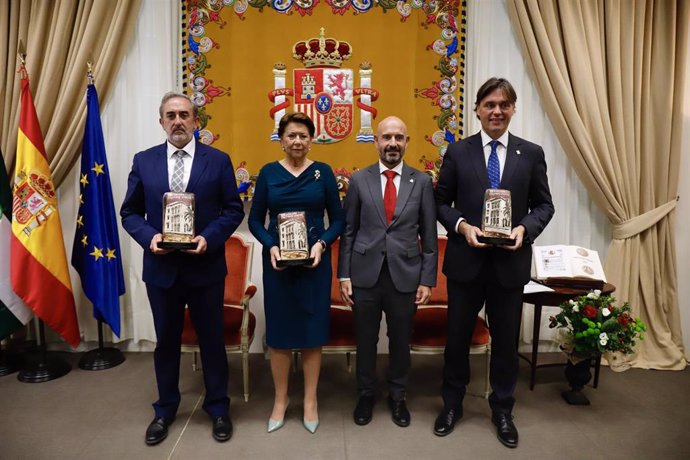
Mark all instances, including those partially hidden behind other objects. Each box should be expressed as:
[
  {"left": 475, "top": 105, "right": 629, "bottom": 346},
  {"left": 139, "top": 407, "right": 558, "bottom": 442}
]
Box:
[
  {"left": 477, "top": 189, "right": 516, "bottom": 246},
  {"left": 276, "top": 211, "right": 314, "bottom": 267},
  {"left": 159, "top": 192, "right": 197, "bottom": 250}
]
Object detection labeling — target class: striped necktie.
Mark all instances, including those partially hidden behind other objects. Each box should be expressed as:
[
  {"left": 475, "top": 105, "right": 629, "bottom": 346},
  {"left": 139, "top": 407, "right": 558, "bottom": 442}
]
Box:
[{"left": 170, "top": 150, "right": 186, "bottom": 192}]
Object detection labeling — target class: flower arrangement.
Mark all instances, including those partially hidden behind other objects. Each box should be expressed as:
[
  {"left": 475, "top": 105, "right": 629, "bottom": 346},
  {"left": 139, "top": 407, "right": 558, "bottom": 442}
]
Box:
[{"left": 549, "top": 290, "right": 646, "bottom": 362}]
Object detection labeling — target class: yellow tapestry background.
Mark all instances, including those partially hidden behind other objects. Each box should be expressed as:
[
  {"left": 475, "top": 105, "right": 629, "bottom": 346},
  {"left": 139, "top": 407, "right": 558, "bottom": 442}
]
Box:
[{"left": 185, "top": 2, "right": 464, "bottom": 194}]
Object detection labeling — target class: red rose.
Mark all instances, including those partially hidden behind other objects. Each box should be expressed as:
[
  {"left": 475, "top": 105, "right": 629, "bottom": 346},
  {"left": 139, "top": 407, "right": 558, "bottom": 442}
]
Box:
[
  {"left": 608, "top": 304, "right": 615, "bottom": 311},
  {"left": 584, "top": 305, "right": 598, "bottom": 318},
  {"left": 618, "top": 314, "right": 631, "bottom": 326}
]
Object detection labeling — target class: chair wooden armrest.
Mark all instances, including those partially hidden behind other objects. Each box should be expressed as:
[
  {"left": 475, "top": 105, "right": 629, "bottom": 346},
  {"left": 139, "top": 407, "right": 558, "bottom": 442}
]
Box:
[
  {"left": 182, "top": 234, "right": 256, "bottom": 402},
  {"left": 235, "top": 284, "right": 257, "bottom": 352}
]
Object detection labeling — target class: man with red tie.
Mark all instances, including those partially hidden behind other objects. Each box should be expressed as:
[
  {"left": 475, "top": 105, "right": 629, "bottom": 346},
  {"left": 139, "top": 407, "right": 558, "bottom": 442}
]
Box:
[{"left": 338, "top": 116, "right": 438, "bottom": 428}]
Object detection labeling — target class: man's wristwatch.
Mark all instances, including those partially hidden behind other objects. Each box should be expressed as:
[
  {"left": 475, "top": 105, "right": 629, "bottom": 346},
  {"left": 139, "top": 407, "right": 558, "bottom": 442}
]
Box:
[{"left": 317, "top": 239, "right": 327, "bottom": 250}]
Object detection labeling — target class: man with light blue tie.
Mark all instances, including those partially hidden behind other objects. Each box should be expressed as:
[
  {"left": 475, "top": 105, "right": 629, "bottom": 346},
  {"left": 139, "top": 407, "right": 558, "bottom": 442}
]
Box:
[
  {"left": 121, "top": 92, "right": 244, "bottom": 446},
  {"left": 433, "top": 78, "right": 554, "bottom": 447}
]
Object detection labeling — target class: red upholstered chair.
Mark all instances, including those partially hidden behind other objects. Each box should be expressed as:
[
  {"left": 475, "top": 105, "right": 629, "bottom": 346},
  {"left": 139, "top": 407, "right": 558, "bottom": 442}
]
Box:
[
  {"left": 410, "top": 235, "right": 491, "bottom": 398},
  {"left": 181, "top": 233, "right": 257, "bottom": 402},
  {"left": 291, "top": 238, "right": 357, "bottom": 372},
  {"left": 322, "top": 238, "right": 357, "bottom": 371}
]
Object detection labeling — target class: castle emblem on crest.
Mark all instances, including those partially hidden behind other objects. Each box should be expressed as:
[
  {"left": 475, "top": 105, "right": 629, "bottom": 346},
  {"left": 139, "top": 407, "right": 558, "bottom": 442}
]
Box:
[
  {"left": 12, "top": 169, "right": 57, "bottom": 236},
  {"left": 269, "top": 28, "right": 379, "bottom": 144}
]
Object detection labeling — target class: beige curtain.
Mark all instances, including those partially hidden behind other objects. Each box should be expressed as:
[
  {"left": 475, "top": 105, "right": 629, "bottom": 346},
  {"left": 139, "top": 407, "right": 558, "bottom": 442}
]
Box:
[
  {"left": 507, "top": 0, "right": 688, "bottom": 369},
  {"left": 0, "top": 0, "right": 141, "bottom": 186}
]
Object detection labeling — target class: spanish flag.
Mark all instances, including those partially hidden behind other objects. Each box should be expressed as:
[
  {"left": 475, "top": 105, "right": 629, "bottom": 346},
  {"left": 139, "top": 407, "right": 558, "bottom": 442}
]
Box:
[{"left": 11, "top": 74, "right": 80, "bottom": 347}]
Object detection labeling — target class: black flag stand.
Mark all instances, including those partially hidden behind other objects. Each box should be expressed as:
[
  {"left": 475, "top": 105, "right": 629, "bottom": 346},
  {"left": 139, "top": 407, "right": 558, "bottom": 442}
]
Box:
[
  {"left": 0, "top": 341, "right": 21, "bottom": 376},
  {"left": 18, "top": 320, "right": 71, "bottom": 383},
  {"left": 78, "top": 319, "right": 125, "bottom": 370}
]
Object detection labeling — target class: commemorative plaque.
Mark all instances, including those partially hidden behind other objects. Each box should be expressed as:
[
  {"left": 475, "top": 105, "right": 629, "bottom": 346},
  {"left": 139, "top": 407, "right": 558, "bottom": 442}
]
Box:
[
  {"left": 477, "top": 189, "right": 516, "bottom": 246},
  {"left": 276, "top": 211, "right": 314, "bottom": 267},
  {"left": 159, "top": 192, "right": 197, "bottom": 250}
]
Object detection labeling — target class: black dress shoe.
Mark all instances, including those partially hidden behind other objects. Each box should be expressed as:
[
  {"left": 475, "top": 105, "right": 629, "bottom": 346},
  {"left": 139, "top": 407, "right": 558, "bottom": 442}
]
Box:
[
  {"left": 353, "top": 395, "right": 375, "bottom": 425},
  {"left": 433, "top": 407, "right": 462, "bottom": 437},
  {"left": 212, "top": 415, "right": 233, "bottom": 442},
  {"left": 387, "top": 396, "right": 410, "bottom": 427},
  {"left": 492, "top": 413, "right": 518, "bottom": 448},
  {"left": 145, "top": 416, "right": 174, "bottom": 446}
]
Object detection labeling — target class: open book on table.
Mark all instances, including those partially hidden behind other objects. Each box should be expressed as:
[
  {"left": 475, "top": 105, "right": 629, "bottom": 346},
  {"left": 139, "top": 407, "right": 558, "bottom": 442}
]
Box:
[{"left": 531, "top": 245, "right": 606, "bottom": 289}]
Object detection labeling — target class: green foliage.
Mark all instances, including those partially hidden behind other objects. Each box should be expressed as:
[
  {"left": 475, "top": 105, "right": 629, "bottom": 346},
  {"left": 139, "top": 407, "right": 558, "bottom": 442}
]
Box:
[{"left": 549, "top": 290, "right": 646, "bottom": 359}]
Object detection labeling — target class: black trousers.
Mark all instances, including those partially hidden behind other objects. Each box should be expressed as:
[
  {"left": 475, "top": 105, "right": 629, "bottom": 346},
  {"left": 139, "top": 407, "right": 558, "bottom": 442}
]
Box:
[
  {"left": 352, "top": 261, "right": 417, "bottom": 401},
  {"left": 441, "top": 266, "right": 524, "bottom": 414},
  {"left": 146, "top": 280, "right": 229, "bottom": 418}
]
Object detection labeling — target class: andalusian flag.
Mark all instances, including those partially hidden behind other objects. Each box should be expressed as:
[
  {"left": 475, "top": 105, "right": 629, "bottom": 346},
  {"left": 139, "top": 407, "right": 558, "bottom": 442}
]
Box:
[
  {"left": 1, "top": 152, "right": 32, "bottom": 340},
  {"left": 11, "top": 75, "right": 80, "bottom": 347},
  {"left": 71, "top": 83, "right": 125, "bottom": 337}
]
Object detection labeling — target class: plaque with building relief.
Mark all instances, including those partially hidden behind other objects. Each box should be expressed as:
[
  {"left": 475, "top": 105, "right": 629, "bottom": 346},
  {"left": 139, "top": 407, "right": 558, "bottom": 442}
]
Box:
[
  {"left": 478, "top": 189, "right": 516, "bottom": 246},
  {"left": 276, "top": 211, "right": 314, "bottom": 267},
  {"left": 159, "top": 192, "right": 197, "bottom": 250}
]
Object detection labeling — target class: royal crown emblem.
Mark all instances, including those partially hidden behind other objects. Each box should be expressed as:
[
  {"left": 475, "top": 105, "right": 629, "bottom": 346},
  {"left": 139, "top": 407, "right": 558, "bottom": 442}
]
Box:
[
  {"left": 268, "top": 28, "right": 379, "bottom": 144},
  {"left": 292, "top": 28, "right": 352, "bottom": 69}
]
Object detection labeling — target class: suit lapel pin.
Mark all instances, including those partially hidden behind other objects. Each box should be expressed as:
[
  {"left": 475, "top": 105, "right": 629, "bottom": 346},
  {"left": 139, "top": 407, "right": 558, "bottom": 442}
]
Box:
[
  {"left": 516, "top": 150, "right": 521, "bottom": 155},
  {"left": 409, "top": 179, "right": 414, "bottom": 183}
]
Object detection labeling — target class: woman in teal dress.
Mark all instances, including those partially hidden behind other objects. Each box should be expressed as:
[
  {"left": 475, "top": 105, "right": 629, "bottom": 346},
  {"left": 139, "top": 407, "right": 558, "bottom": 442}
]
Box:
[{"left": 248, "top": 112, "right": 344, "bottom": 434}]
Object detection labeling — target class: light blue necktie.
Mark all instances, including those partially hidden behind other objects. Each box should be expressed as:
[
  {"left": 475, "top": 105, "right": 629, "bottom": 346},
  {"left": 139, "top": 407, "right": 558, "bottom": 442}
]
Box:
[
  {"left": 170, "top": 150, "right": 186, "bottom": 192},
  {"left": 487, "top": 140, "right": 500, "bottom": 189}
]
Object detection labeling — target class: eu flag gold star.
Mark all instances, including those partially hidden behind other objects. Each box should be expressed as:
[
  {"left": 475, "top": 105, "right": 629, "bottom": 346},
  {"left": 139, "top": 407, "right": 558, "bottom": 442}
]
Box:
[
  {"left": 81, "top": 234, "right": 88, "bottom": 247},
  {"left": 92, "top": 162, "right": 105, "bottom": 176},
  {"left": 77, "top": 215, "right": 84, "bottom": 227},
  {"left": 80, "top": 173, "right": 89, "bottom": 186},
  {"left": 106, "top": 248, "right": 117, "bottom": 261},
  {"left": 90, "top": 247, "right": 104, "bottom": 261},
  {"left": 79, "top": 193, "right": 84, "bottom": 205}
]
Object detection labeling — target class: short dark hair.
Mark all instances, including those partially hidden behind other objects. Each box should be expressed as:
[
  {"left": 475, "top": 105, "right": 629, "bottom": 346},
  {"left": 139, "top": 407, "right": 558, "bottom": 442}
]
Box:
[
  {"left": 278, "top": 112, "right": 315, "bottom": 138},
  {"left": 474, "top": 78, "right": 517, "bottom": 111},
  {"left": 159, "top": 92, "right": 199, "bottom": 118}
]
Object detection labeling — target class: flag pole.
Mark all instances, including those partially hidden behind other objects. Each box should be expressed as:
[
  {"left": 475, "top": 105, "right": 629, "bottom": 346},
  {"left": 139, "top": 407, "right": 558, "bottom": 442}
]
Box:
[
  {"left": 18, "top": 319, "right": 71, "bottom": 383},
  {"left": 78, "top": 319, "right": 125, "bottom": 370},
  {"left": 77, "top": 61, "right": 125, "bottom": 371},
  {"left": 0, "top": 340, "right": 21, "bottom": 376},
  {"left": 13, "top": 50, "right": 73, "bottom": 383}
]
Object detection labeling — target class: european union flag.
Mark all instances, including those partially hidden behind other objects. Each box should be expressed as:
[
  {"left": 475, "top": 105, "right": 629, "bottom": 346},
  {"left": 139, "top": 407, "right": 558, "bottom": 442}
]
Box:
[{"left": 71, "top": 84, "right": 125, "bottom": 337}]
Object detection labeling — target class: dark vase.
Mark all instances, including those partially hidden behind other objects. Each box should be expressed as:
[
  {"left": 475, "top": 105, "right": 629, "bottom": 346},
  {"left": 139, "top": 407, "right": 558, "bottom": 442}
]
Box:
[{"left": 562, "top": 356, "right": 594, "bottom": 405}]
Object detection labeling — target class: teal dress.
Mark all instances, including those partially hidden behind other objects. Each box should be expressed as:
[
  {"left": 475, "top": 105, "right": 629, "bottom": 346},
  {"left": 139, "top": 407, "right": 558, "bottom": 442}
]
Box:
[{"left": 248, "top": 161, "right": 344, "bottom": 348}]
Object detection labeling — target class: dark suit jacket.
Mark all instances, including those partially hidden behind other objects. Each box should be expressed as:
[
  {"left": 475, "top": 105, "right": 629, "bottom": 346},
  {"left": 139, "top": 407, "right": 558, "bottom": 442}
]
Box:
[
  {"left": 120, "top": 141, "right": 244, "bottom": 289},
  {"left": 338, "top": 162, "right": 437, "bottom": 292},
  {"left": 435, "top": 132, "right": 554, "bottom": 288}
]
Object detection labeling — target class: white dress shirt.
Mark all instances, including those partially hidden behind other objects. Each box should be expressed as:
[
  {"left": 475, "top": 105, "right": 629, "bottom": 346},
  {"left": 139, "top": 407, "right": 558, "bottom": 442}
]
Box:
[
  {"left": 455, "top": 130, "right": 510, "bottom": 233},
  {"left": 480, "top": 130, "right": 509, "bottom": 178},
  {"left": 379, "top": 160, "right": 404, "bottom": 197},
  {"left": 166, "top": 139, "right": 196, "bottom": 191}
]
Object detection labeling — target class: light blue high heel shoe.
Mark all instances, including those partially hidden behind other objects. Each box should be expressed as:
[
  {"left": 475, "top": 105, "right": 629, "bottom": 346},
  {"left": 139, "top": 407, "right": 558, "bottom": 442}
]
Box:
[
  {"left": 303, "top": 418, "right": 319, "bottom": 434},
  {"left": 267, "top": 399, "right": 289, "bottom": 433},
  {"left": 267, "top": 418, "right": 285, "bottom": 433}
]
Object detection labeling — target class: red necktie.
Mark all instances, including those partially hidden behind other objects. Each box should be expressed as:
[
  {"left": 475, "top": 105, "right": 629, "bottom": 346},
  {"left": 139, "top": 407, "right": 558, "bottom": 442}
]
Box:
[{"left": 383, "top": 170, "right": 397, "bottom": 224}]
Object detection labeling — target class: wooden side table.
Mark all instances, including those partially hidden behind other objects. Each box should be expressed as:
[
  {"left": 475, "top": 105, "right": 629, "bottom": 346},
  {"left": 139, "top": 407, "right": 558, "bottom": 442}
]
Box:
[{"left": 520, "top": 282, "right": 615, "bottom": 390}]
